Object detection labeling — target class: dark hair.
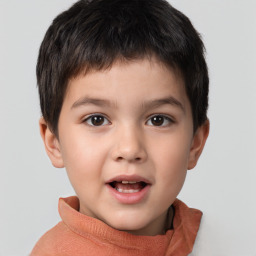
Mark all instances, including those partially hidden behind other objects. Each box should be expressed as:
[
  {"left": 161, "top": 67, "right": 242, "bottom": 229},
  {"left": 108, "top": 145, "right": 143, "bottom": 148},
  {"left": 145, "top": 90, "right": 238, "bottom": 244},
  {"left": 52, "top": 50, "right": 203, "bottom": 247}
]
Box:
[{"left": 37, "top": 0, "right": 209, "bottom": 135}]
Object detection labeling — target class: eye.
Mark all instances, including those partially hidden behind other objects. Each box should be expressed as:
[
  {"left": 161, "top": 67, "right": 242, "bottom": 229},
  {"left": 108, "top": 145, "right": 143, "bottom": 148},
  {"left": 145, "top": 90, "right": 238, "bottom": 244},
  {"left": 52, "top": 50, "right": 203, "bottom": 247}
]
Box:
[
  {"left": 84, "top": 114, "right": 110, "bottom": 126},
  {"left": 146, "top": 115, "right": 173, "bottom": 127}
]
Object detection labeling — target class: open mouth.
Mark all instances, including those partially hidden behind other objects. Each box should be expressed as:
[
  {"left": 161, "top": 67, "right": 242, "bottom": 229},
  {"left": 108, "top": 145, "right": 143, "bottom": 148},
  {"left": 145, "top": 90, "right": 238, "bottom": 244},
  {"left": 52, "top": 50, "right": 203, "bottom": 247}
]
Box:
[
  {"left": 109, "top": 181, "right": 148, "bottom": 193},
  {"left": 106, "top": 176, "right": 151, "bottom": 204}
]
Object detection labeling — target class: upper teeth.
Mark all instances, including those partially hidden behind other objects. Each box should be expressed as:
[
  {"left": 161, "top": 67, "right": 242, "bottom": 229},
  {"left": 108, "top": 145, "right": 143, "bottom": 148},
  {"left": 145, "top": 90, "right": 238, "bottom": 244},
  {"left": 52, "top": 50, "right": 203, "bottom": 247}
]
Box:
[{"left": 121, "top": 181, "right": 137, "bottom": 184}]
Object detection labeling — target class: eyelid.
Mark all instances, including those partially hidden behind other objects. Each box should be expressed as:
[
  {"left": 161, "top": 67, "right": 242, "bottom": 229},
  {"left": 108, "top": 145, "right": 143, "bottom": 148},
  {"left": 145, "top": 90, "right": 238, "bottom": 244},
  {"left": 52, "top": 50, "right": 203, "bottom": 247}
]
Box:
[
  {"left": 83, "top": 113, "right": 111, "bottom": 126},
  {"left": 146, "top": 114, "right": 175, "bottom": 126}
]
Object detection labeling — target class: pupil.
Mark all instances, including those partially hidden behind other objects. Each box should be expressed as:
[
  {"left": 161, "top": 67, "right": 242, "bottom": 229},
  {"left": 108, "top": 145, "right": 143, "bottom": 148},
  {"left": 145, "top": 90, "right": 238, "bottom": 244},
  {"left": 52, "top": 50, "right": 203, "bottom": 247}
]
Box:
[
  {"left": 152, "top": 116, "right": 163, "bottom": 126},
  {"left": 92, "top": 116, "right": 104, "bottom": 126}
]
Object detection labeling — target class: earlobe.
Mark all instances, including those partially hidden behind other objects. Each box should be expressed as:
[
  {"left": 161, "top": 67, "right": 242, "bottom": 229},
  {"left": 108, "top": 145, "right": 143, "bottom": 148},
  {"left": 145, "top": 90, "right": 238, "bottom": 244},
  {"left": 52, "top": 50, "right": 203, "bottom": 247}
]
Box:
[
  {"left": 188, "top": 120, "right": 210, "bottom": 170},
  {"left": 39, "top": 117, "right": 64, "bottom": 168}
]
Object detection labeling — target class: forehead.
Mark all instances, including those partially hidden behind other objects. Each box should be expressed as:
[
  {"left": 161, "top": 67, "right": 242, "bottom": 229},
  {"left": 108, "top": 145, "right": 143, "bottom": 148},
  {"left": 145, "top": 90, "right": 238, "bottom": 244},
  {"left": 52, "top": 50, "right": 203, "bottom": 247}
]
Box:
[{"left": 64, "top": 58, "right": 190, "bottom": 112}]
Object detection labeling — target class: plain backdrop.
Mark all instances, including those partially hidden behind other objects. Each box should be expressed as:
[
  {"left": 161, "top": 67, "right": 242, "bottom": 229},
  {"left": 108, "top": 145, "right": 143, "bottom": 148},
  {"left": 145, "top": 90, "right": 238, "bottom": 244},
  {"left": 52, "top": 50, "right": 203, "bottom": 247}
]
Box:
[{"left": 0, "top": 0, "right": 256, "bottom": 255}]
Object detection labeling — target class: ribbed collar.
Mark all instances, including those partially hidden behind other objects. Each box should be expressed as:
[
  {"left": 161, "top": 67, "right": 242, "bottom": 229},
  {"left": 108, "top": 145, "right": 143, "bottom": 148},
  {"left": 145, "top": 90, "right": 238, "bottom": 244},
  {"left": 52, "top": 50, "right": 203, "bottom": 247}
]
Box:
[{"left": 59, "top": 196, "right": 202, "bottom": 255}]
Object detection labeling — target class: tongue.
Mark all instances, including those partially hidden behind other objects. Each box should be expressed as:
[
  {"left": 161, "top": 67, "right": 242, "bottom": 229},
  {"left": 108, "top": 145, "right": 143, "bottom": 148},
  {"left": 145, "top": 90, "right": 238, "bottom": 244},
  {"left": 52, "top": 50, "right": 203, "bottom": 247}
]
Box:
[{"left": 114, "top": 182, "right": 144, "bottom": 191}]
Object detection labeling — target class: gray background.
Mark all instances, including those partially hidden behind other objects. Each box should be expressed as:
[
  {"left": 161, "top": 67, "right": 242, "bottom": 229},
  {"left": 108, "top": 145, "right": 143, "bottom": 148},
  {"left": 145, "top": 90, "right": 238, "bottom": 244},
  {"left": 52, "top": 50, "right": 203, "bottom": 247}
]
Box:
[{"left": 0, "top": 0, "right": 255, "bottom": 255}]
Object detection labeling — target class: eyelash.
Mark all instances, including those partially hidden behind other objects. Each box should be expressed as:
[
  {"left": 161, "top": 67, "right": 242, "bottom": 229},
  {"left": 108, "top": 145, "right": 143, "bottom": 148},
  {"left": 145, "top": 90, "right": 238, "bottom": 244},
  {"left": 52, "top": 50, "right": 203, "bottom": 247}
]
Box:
[
  {"left": 146, "top": 114, "right": 174, "bottom": 127},
  {"left": 83, "top": 114, "right": 110, "bottom": 126},
  {"left": 83, "top": 114, "right": 174, "bottom": 127}
]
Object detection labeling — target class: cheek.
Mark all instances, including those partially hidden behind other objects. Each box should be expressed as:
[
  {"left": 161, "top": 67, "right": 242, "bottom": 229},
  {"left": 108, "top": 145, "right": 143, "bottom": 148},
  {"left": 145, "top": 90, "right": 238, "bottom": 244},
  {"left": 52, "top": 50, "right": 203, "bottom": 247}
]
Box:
[
  {"left": 59, "top": 130, "right": 108, "bottom": 179},
  {"left": 155, "top": 149, "right": 188, "bottom": 203},
  {"left": 162, "top": 146, "right": 190, "bottom": 173},
  {"left": 151, "top": 135, "right": 191, "bottom": 187}
]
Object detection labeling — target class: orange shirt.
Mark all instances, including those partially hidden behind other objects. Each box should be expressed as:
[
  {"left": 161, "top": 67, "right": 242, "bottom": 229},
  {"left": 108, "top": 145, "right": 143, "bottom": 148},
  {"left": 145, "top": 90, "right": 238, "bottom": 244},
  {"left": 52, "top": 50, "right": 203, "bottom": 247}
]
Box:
[{"left": 31, "top": 196, "right": 202, "bottom": 256}]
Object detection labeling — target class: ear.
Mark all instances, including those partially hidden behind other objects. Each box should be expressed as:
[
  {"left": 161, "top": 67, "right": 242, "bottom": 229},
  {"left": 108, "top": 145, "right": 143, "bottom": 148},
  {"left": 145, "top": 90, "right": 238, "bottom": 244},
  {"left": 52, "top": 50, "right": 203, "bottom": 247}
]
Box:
[
  {"left": 188, "top": 120, "right": 210, "bottom": 170},
  {"left": 39, "top": 117, "right": 64, "bottom": 168}
]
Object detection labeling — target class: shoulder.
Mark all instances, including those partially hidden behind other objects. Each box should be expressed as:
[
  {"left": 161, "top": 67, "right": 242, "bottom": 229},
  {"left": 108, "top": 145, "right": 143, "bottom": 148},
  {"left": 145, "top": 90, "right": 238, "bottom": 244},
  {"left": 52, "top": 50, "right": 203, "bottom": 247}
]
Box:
[
  {"left": 187, "top": 214, "right": 206, "bottom": 256},
  {"left": 166, "top": 199, "right": 203, "bottom": 255},
  {"left": 30, "top": 221, "right": 69, "bottom": 256}
]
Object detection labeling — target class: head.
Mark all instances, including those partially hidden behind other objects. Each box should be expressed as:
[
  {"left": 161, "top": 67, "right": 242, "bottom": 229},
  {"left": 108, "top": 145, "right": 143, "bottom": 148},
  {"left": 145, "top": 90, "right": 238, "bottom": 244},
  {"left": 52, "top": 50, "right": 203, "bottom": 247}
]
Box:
[
  {"left": 37, "top": 0, "right": 209, "bottom": 136},
  {"left": 38, "top": 0, "right": 209, "bottom": 236}
]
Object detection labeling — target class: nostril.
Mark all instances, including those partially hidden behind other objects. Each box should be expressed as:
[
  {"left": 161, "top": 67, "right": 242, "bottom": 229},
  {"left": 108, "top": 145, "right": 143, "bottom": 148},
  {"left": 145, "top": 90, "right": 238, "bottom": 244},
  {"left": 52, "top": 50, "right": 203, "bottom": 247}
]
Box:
[{"left": 115, "top": 156, "right": 142, "bottom": 162}]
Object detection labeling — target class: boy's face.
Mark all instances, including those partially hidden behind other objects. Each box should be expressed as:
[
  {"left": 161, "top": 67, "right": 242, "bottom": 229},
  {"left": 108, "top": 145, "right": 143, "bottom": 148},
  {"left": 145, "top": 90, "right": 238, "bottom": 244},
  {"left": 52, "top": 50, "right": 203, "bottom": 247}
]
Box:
[{"left": 41, "top": 58, "right": 208, "bottom": 236}]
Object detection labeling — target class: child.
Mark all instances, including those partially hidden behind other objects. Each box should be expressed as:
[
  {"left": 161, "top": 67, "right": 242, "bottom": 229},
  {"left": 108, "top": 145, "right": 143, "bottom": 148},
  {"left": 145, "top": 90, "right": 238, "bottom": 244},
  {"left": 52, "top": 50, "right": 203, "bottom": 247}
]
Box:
[{"left": 31, "top": 0, "right": 209, "bottom": 255}]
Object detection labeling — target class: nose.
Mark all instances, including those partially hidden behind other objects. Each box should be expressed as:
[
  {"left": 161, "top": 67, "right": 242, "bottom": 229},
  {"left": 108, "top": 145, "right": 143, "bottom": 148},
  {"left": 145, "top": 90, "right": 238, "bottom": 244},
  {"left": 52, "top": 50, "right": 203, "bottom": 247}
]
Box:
[{"left": 111, "top": 125, "right": 147, "bottom": 163}]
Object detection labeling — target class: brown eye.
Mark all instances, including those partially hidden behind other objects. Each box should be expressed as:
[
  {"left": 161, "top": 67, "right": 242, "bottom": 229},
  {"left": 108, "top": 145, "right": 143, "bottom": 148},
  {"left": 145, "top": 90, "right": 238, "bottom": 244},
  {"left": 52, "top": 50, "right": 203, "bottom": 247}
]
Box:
[
  {"left": 151, "top": 116, "right": 164, "bottom": 126},
  {"left": 85, "top": 115, "right": 109, "bottom": 126},
  {"left": 147, "top": 115, "right": 173, "bottom": 127}
]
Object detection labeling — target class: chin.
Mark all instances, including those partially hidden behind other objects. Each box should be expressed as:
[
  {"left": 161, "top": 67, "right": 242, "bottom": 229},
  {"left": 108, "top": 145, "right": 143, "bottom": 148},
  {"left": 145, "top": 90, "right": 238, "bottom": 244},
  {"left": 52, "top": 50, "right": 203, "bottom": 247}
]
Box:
[{"left": 105, "top": 216, "right": 150, "bottom": 235}]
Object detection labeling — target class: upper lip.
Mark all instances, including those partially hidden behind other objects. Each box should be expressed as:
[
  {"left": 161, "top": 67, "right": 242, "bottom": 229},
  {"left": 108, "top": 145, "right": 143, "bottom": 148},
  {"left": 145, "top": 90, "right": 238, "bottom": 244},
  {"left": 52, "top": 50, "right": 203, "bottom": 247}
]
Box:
[{"left": 106, "top": 174, "right": 152, "bottom": 185}]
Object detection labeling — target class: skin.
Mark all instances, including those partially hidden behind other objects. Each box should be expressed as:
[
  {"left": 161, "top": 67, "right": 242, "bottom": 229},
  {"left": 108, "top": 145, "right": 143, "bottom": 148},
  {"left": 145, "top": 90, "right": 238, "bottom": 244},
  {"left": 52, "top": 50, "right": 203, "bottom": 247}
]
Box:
[{"left": 40, "top": 58, "right": 209, "bottom": 236}]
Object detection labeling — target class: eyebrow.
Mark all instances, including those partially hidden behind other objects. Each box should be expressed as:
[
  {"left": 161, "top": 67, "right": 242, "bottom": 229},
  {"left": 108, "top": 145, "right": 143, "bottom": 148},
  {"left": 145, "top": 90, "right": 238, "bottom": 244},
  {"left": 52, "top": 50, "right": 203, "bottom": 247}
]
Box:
[
  {"left": 142, "top": 97, "right": 185, "bottom": 113},
  {"left": 71, "top": 97, "right": 114, "bottom": 109},
  {"left": 71, "top": 96, "right": 185, "bottom": 112}
]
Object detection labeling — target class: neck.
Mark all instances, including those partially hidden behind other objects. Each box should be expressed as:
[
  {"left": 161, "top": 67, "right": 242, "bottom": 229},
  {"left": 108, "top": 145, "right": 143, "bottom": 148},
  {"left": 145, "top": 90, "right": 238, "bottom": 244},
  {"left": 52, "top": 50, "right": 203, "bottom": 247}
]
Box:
[{"left": 124, "top": 206, "right": 174, "bottom": 236}]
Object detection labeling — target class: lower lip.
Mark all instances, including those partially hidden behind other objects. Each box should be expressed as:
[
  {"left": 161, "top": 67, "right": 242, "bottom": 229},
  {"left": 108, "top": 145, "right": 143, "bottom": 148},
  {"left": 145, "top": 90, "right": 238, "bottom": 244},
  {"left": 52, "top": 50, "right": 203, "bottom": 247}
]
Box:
[{"left": 106, "top": 184, "right": 151, "bottom": 204}]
